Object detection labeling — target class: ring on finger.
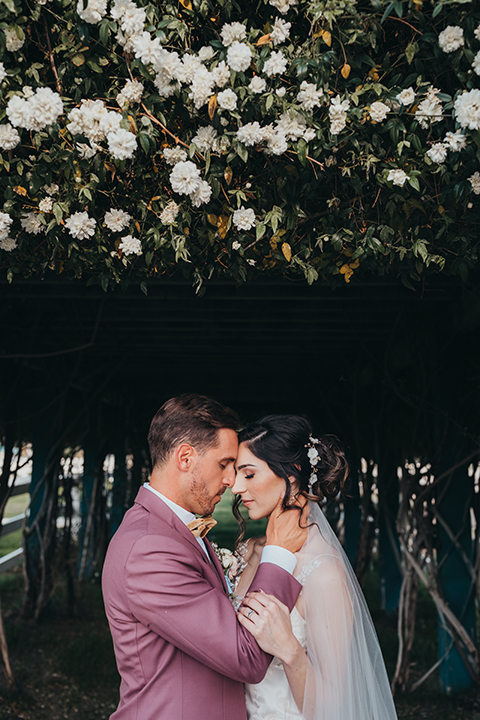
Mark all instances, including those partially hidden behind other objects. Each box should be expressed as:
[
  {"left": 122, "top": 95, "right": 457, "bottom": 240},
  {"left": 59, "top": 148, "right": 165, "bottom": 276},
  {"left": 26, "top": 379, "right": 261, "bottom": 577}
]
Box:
[{"left": 247, "top": 608, "right": 254, "bottom": 619}]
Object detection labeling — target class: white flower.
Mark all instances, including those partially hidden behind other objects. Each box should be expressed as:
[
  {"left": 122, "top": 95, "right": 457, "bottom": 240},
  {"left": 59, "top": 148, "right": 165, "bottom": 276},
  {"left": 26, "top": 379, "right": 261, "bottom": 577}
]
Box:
[
  {"left": 387, "top": 168, "right": 408, "bottom": 187},
  {"left": 468, "top": 171, "right": 480, "bottom": 195},
  {"left": 415, "top": 87, "right": 443, "bottom": 129},
  {"left": 190, "top": 180, "right": 212, "bottom": 207},
  {"left": 116, "top": 79, "right": 144, "bottom": 106},
  {"left": 232, "top": 240, "right": 241, "bottom": 250},
  {"left": 119, "top": 234, "right": 142, "bottom": 255},
  {"left": 307, "top": 447, "right": 319, "bottom": 465},
  {"left": 39, "top": 197, "right": 53, "bottom": 213},
  {"left": 0, "top": 212, "right": 14, "bottom": 240},
  {"left": 192, "top": 126, "right": 218, "bottom": 152},
  {"left": 237, "top": 122, "right": 264, "bottom": 146},
  {"left": 7, "top": 88, "right": 63, "bottom": 131},
  {"left": 104, "top": 208, "right": 131, "bottom": 232},
  {"left": 454, "top": 89, "right": 480, "bottom": 131},
  {"left": 189, "top": 67, "right": 215, "bottom": 109},
  {"left": 271, "top": 18, "right": 291, "bottom": 45},
  {"left": 266, "top": 131, "right": 288, "bottom": 155},
  {"left": 65, "top": 211, "right": 96, "bottom": 240},
  {"left": 276, "top": 110, "right": 306, "bottom": 140},
  {"left": 163, "top": 146, "right": 188, "bottom": 165},
  {"left": 0, "top": 123, "right": 20, "bottom": 150},
  {"left": 233, "top": 206, "right": 255, "bottom": 230},
  {"left": 4, "top": 27, "right": 25, "bottom": 52},
  {"left": 227, "top": 42, "right": 252, "bottom": 73},
  {"left": 132, "top": 32, "right": 162, "bottom": 66},
  {"left": 249, "top": 76, "right": 266, "bottom": 94},
  {"left": 220, "top": 21, "right": 247, "bottom": 47},
  {"left": 170, "top": 160, "right": 202, "bottom": 195},
  {"left": 0, "top": 237, "right": 17, "bottom": 251},
  {"left": 426, "top": 142, "right": 448, "bottom": 163},
  {"left": 77, "top": 0, "right": 107, "bottom": 24},
  {"left": 263, "top": 50, "right": 288, "bottom": 77},
  {"left": 276, "top": 87, "right": 286, "bottom": 97},
  {"left": 67, "top": 99, "right": 107, "bottom": 142},
  {"left": 76, "top": 142, "right": 99, "bottom": 159},
  {"left": 303, "top": 127, "right": 316, "bottom": 142},
  {"left": 120, "top": 5, "right": 145, "bottom": 35},
  {"left": 475, "top": 24, "right": 480, "bottom": 42},
  {"left": 444, "top": 131, "right": 466, "bottom": 152},
  {"left": 44, "top": 183, "right": 59, "bottom": 195},
  {"left": 473, "top": 51, "right": 480, "bottom": 76},
  {"left": 369, "top": 101, "right": 390, "bottom": 123},
  {"left": 20, "top": 212, "right": 43, "bottom": 234},
  {"left": 175, "top": 53, "right": 201, "bottom": 84},
  {"left": 160, "top": 201, "right": 179, "bottom": 225},
  {"left": 198, "top": 46, "right": 215, "bottom": 62},
  {"left": 396, "top": 87, "right": 416, "bottom": 106},
  {"left": 438, "top": 25, "right": 464, "bottom": 53},
  {"left": 297, "top": 81, "right": 323, "bottom": 111},
  {"left": 107, "top": 128, "right": 137, "bottom": 160},
  {"left": 211, "top": 61, "right": 231, "bottom": 88},
  {"left": 217, "top": 88, "right": 237, "bottom": 111},
  {"left": 246, "top": 258, "right": 256, "bottom": 266},
  {"left": 99, "top": 111, "right": 122, "bottom": 136},
  {"left": 269, "top": 0, "right": 297, "bottom": 13},
  {"left": 0, "top": 62, "right": 6, "bottom": 83}
]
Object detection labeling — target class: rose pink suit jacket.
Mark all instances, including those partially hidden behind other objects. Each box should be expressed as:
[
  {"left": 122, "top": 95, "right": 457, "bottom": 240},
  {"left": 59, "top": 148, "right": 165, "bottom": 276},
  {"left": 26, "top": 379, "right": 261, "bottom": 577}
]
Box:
[{"left": 102, "top": 487, "right": 301, "bottom": 720}]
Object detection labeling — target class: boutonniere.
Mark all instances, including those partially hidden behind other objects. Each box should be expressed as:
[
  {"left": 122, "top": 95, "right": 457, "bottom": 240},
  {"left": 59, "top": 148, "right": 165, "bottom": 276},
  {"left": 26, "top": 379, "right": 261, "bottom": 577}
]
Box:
[{"left": 210, "top": 542, "right": 237, "bottom": 597}]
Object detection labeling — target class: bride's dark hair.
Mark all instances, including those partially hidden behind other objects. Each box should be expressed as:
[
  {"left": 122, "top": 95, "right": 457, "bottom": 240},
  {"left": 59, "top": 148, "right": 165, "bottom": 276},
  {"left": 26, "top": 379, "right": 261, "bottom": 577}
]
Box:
[{"left": 233, "top": 414, "right": 349, "bottom": 545}]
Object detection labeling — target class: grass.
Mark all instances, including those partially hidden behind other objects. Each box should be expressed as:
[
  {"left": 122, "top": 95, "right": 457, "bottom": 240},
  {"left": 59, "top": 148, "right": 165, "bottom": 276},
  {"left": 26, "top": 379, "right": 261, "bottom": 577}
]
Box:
[
  {"left": 0, "top": 493, "right": 29, "bottom": 558},
  {"left": 0, "top": 494, "right": 479, "bottom": 719}
]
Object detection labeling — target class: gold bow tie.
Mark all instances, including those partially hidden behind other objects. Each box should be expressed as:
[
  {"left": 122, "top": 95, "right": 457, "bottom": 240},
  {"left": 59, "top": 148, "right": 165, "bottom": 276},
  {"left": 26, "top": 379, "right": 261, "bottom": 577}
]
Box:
[{"left": 187, "top": 515, "right": 217, "bottom": 539}]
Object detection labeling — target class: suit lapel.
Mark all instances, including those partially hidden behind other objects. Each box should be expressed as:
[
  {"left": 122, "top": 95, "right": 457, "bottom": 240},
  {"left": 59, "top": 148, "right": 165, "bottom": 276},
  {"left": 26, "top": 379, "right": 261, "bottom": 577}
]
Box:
[{"left": 205, "top": 539, "right": 228, "bottom": 594}]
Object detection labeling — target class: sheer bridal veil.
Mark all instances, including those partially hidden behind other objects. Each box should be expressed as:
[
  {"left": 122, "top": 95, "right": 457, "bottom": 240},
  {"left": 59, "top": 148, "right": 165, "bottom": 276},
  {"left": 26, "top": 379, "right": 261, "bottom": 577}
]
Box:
[{"left": 296, "top": 500, "right": 398, "bottom": 720}]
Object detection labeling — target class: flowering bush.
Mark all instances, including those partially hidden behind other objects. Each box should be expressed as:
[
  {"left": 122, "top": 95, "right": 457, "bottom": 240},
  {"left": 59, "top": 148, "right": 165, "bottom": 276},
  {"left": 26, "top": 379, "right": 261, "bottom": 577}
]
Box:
[{"left": 0, "top": 0, "right": 480, "bottom": 291}]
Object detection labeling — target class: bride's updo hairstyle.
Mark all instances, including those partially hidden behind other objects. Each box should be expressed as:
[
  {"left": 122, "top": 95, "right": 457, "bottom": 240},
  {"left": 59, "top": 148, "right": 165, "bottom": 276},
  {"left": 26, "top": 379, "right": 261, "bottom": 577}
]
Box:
[{"left": 236, "top": 413, "right": 348, "bottom": 506}]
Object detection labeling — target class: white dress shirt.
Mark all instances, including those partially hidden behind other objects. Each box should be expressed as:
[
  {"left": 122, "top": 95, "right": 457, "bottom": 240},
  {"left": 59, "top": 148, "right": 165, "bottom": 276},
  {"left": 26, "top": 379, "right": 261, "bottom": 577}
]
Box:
[{"left": 143, "top": 483, "right": 296, "bottom": 574}]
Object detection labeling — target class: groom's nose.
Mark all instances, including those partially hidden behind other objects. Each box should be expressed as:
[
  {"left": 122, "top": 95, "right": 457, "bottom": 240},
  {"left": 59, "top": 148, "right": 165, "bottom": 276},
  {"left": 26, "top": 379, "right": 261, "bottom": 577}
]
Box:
[{"left": 223, "top": 465, "right": 236, "bottom": 488}]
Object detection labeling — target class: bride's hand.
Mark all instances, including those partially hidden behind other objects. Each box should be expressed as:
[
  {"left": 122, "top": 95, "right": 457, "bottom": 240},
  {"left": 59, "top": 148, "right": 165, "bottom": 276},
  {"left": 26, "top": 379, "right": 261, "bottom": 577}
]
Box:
[{"left": 238, "top": 590, "right": 302, "bottom": 664}]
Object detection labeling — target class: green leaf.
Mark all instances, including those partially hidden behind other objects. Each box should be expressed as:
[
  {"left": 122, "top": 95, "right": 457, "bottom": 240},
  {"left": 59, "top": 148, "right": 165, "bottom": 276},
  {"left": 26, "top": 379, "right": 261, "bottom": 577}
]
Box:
[
  {"left": 236, "top": 143, "right": 249, "bottom": 163},
  {"left": 407, "top": 176, "right": 420, "bottom": 192},
  {"left": 256, "top": 223, "right": 266, "bottom": 241},
  {"left": 140, "top": 282, "right": 148, "bottom": 295},
  {"left": 53, "top": 203, "right": 63, "bottom": 223},
  {"left": 296, "top": 138, "right": 307, "bottom": 167}
]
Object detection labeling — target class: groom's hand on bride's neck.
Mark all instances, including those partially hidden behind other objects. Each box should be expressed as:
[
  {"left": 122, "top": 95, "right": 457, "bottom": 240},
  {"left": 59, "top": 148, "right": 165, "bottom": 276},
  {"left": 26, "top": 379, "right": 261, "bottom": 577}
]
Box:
[{"left": 265, "top": 495, "right": 308, "bottom": 554}]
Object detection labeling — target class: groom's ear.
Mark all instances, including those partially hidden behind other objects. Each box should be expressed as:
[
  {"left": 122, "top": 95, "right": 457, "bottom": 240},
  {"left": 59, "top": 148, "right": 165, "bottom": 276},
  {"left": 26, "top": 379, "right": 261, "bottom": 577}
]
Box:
[{"left": 175, "top": 443, "right": 197, "bottom": 472}]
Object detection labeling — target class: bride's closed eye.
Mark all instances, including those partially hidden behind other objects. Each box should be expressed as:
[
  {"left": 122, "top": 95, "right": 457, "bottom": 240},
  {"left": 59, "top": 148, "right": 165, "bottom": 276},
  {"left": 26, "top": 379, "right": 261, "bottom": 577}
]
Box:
[{"left": 245, "top": 473, "right": 254, "bottom": 479}]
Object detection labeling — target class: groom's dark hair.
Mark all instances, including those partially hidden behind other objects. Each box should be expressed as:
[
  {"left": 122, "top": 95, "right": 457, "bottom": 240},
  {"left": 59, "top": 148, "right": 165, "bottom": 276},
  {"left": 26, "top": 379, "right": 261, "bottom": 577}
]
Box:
[{"left": 148, "top": 393, "right": 240, "bottom": 468}]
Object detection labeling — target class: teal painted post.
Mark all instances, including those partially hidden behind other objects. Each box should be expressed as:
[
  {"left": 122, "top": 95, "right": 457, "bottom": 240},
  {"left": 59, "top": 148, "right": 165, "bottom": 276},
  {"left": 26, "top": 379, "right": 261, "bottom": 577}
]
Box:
[
  {"left": 378, "top": 466, "right": 402, "bottom": 614},
  {"left": 78, "top": 406, "right": 100, "bottom": 581},
  {"left": 343, "top": 469, "right": 362, "bottom": 565},
  {"left": 437, "top": 465, "right": 476, "bottom": 693}
]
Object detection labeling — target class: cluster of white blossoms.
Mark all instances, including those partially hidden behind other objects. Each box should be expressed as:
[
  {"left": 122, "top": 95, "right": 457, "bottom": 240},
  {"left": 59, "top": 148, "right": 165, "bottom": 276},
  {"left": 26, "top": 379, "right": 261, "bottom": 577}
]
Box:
[
  {"left": 77, "top": 0, "right": 107, "bottom": 24},
  {"left": 297, "top": 81, "right": 324, "bottom": 111},
  {"left": 454, "top": 89, "right": 480, "bottom": 130},
  {"left": 269, "top": 0, "right": 297, "bottom": 13},
  {"left": 21, "top": 212, "right": 44, "bottom": 235},
  {"left": 469, "top": 171, "right": 480, "bottom": 194},
  {"left": 425, "top": 129, "right": 467, "bottom": 164},
  {"left": 369, "top": 101, "right": 390, "bottom": 123},
  {"left": 163, "top": 146, "right": 188, "bottom": 165},
  {"left": 263, "top": 50, "right": 288, "bottom": 77},
  {"left": 415, "top": 86, "right": 443, "bottom": 129},
  {"left": 426, "top": 142, "right": 448, "bottom": 164},
  {"left": 160, "top": 201, "right": 179, "bottom": 225},
  {"left": 329, "top": 95, "right": 350, "bottom": 135},
  {"left": 104, "top": 208, "right": 131, "bottom": 232},
  {"left": 0, "top": 212, "right": 16, "bottom": 252},
  {"left": 110, "top": 0, "right": 146, "bottom": 53},
  {"left": 6, "top": 87, "right": 63, "bottom": 132},
  {"left": 236, "top": 110, "right": 314, "bottom": 156},
  {"left": 387, "top": 168, "right": 409, "bottom": 187},
  {"left": 66, "top": 99, "right": 137, "bottom": 160},
  {"left": 233, "top": 206, "right": 256, "bottom": 231},
  {"left": 0, "top": 123, "right": 20, "bottom": 151},
  {"left": 396, "top": 87, "right": 416, "bottom": 106},
  {"left": 270, "top": 18, "right": 291, "bottom": 45},
  {"left": 119, "top": 234, "right": 142, "bottom": 255},
  {"left": 116, "top": 79, "right": 144, "bottom": 107},
  {"left": 220, "top": 21, "right": 247, "bottom": 46},
  {"left": 169, "top": 160, "right": 212, "bottom": 207},
  {"left": 65, "top": 211, "right": 97, "bottom": 240},
  {"left": 438, "top": 25, "right": 464, "bottom": 53},
  {"left": 4, "top": 27, "right": 25, "bottom": 52},
  {"left": 227, "top": 42, "right": 253, "bottom": 73},
  {"left": 192, "top": 126, "right": 218, "bottom": 153},
  {"left": 38, "top": 197, "right": 53, "bottom": 214}
]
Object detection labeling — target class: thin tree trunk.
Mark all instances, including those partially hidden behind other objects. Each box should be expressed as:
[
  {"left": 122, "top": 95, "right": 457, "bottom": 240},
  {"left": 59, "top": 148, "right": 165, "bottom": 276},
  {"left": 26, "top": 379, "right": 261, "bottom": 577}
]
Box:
[{"left": 0, "top": 591, "right": 17, "bottom": 692}]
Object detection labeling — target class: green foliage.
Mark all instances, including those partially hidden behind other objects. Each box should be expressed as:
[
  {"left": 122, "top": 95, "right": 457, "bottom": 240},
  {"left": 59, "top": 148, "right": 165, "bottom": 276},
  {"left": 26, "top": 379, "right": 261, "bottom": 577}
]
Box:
[{"left": 0, "top": 0, "right": 479, "bottom": 291}]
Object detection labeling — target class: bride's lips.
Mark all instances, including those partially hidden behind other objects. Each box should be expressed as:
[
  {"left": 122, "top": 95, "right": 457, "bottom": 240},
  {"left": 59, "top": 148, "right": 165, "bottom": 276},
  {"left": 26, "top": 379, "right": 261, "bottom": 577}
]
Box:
[{"left": 242, "top": 500, "right": 254, "bottom": 507}]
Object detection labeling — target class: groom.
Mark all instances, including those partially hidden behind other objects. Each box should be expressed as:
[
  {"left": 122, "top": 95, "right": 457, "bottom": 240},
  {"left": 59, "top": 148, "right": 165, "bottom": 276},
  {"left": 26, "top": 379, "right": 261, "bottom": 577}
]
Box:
[{"left": 102, "top": 394, "right": 303, "bottom": 720}]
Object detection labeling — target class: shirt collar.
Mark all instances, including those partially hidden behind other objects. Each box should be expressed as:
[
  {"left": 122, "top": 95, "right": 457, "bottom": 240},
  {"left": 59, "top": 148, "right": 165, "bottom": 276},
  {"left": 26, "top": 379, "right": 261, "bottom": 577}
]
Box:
[{"left": 143, "top": 482, "right": 196, "bottom": 525}]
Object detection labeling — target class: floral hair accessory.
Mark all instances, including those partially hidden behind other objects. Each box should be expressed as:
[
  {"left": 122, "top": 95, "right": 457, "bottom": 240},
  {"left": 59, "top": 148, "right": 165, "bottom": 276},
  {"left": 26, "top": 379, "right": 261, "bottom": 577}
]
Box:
[{"left": 305, "top": 435, "right": 320, "bottom": 492}]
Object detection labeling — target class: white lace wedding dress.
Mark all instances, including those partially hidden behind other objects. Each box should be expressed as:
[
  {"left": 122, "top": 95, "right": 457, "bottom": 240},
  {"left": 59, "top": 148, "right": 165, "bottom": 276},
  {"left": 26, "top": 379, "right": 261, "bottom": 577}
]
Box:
[{"left": 230, "top": 502, "right": 398, "bottom": 720}]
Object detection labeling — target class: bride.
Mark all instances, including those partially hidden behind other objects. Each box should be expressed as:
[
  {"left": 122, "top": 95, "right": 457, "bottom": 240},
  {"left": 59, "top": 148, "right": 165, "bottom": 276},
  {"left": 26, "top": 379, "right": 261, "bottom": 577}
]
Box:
[{"left": 230, "top": 414, "right": 398, "bottom": 720}]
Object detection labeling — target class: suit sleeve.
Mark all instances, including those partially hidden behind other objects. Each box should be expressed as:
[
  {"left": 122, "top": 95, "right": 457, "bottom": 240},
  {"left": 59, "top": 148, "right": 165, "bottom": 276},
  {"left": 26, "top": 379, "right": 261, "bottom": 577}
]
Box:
[{"left": 124, "top": 534, "right": 301, "bottom": 684}]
